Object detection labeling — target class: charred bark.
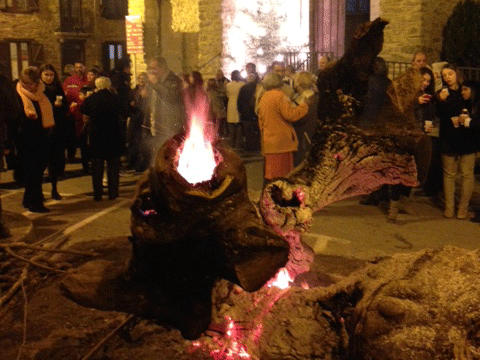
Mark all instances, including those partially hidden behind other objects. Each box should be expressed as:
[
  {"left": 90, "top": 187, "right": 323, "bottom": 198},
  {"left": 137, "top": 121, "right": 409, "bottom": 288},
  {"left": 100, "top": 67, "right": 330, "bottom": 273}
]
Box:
[
  {"left": 63, "top": 135, "right": 289, "bottom": 339},
  {"left": 260, "top": 18, "right": 428, "bottom": 235},
  {"left": 260, "top": 124, "right": 418, "bottom": 233}
]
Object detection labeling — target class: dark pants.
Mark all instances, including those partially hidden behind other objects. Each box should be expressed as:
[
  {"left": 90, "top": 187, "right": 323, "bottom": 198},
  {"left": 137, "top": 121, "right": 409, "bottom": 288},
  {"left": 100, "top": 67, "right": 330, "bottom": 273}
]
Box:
[
  {"left": 91, "top": 157, "right": 120, "bottom": 201},
  {"left": 423, "top": 137, "right": 443, "bottom": 196},
  {"left": 23, "top": 145, "right": 49, "bottom": 207},
  {"left": 79, "top": 131, "right": 90, "bottom": 171},
  {"left": 48, "top": 129, "right": 66, "bottom": 191},
  {"left": 228, "top": 123, "right": 244, "bottom": 149},
  {"left": 242, "top": 121, "right": 261, "bottom": 152}
]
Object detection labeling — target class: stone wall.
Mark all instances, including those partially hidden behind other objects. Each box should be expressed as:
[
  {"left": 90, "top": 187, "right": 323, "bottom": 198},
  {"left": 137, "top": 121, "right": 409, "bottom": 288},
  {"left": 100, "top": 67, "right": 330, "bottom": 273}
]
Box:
[
  {"left": 379, "top": 0, "right": 461, "bottom": 63},
  {"left": 0, "top": 0, "right": 125, "bottom": 75},
  {"left": 197, "top": 0, "right": 224, "bottom": 80},
  {"left": 0, "top": 3, "right": 62, "bottom": 68},
  {"left": 128, "top": 0, "right": 224, "bottom": 82}
]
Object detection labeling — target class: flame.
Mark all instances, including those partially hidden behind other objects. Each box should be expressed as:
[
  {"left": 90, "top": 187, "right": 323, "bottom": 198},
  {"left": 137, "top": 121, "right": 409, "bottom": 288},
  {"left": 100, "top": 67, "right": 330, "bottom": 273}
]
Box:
[
  {"left": 267, "top": 268, "right": 293, "bottom": 289},
  {"left": 177, "top": 88, "right": 221, "bottom": 184}
]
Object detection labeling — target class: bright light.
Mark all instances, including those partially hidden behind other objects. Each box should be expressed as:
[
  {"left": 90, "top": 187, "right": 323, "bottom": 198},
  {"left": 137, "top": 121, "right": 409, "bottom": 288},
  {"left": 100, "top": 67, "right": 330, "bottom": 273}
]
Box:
[
  {"left": 176, "top": 90, "right": 220, "bottom": 184},
  {"left": 257, "top": 64, "right": 267, "bottom": 74},
  {"left": 275, "top": 54, "right": 284, "bottom": 62},
  {"left": 298, "top": 52, "right": 307, "bottom": 61},
  {"left": 268, "top": 268, "right": 293, "bottom": 289},
  {"left": 223, "top": 0, "right": 309, "bottom": 74}
]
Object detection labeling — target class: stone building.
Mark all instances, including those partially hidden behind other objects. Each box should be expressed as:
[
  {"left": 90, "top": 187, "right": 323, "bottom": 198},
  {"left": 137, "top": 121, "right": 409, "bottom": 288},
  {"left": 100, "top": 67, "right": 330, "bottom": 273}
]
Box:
[
  {"left": 128, "top": 0, "right": 463, "bottom": 82},
  {"left": 0, "top": 0, "right": 127, "bottom": 80},
  {"left": 0, "top": 0, "right": 464, "bottom": 81}
]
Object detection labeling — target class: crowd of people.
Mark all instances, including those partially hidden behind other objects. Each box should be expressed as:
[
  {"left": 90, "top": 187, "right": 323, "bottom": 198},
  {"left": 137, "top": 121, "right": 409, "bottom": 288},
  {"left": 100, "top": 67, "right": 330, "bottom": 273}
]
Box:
[
  {"left": 359, "top": 52, "right": 480, "bottom": 222},
  {"left": 0, "top": 52, "right": 479, "bottom": 226}
]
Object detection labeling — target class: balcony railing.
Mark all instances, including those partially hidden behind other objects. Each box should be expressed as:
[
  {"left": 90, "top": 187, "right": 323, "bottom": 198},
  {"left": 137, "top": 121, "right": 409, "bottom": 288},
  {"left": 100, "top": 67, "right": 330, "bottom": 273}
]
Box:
[{"left": 59, "top": 0, "right": 83, "bottom": 32}]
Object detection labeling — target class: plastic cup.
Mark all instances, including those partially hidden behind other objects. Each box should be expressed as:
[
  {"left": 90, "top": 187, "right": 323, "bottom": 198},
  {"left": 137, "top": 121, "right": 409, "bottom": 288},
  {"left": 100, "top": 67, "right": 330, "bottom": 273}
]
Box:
[
  {"left": 424, "top": 120, "right": 433, "bottom": 132},
  {"left": 451, "top": 116, "right": 459, "bottom": 128}
]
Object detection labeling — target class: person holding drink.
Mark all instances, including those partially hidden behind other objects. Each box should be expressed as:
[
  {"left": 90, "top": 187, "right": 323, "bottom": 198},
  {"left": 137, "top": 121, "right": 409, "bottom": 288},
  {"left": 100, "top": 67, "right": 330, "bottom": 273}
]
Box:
[
  {"left": 435, "top": 64, "right": 477, "bottom": 219},
  {"left": 39, "top": 64, "right": 69, "bottom": 200},
  {"left": 414, "top": 66, "right": 443, "bottom": 198}
]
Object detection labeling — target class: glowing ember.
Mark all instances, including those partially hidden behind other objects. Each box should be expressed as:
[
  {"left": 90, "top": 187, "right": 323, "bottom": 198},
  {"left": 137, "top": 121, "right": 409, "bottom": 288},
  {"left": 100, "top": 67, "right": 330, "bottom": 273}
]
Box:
[{"left": 177, "top": 89, "right": 221, "bottom": 184}]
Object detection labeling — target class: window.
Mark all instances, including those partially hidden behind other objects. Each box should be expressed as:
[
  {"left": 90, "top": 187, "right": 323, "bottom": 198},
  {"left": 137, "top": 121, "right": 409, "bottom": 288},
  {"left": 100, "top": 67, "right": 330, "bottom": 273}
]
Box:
[
  {"left": 346, "top": 0, "right": 370, "bottom": 14},
  {"left": 101, "top": 0, "right": 127, "bottom": 20},
  {"left": 60, "top": 0, "right": 83, "bottom": 32},
  {"left": 102, "top": 42, "right": 126, "bottom": 72},
  {"left": 0, "top": 0, "right": 39, "bottom": 12},
  {"left": 0, "top": 41, "right": 44, "bottom": 80}
]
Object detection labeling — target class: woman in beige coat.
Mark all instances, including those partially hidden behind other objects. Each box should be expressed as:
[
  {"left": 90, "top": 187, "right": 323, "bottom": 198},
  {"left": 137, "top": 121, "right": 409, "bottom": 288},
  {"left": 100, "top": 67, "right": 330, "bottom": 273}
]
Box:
[{"left": 257, "top": 73, "right": 309, "bottom": 182}]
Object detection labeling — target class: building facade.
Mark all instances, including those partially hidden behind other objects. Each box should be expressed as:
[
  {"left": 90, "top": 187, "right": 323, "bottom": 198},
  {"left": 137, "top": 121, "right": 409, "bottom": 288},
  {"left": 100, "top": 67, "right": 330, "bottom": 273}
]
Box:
[
  {"left": 0, "top": 0, "right": 127, "bottom": 80},
  {"left": 128, "top": 0, "right": 463, "bottom": 83},
  {"left": 0, "top": 0, "right": 464, "bottom": 81}
]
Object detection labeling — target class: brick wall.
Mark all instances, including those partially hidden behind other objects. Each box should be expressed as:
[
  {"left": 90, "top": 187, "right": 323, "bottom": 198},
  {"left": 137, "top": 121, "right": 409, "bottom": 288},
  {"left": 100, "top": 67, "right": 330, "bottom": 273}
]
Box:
[
  {"left": 379, "top": 0, "right": 460, "bottom": 63},
  {"left": 0, "top": 0, "right": 125, "bottom": 77}
]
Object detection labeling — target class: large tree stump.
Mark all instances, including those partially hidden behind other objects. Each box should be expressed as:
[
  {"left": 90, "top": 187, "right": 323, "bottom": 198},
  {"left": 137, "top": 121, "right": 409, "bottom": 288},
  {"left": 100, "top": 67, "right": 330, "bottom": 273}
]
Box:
[{"left": 63, "top": 135, "right": 289, "bottom": 339}]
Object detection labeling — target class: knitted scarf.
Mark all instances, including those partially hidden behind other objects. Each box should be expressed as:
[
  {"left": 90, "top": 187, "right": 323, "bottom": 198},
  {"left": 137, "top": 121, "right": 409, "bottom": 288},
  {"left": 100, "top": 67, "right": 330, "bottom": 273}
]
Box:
[{"left": 16, "top": 81, "right": 54, "bottom": 128}]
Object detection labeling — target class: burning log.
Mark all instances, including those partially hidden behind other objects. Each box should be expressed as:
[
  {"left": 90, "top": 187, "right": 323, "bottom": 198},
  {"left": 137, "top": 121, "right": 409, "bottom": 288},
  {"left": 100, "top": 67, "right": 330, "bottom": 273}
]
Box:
[
  {"left": 129, "top": 134, "right": 289, "bottom": 293},
  {"left": 63, "top": 134, "right": 289, "bottom": 340}
]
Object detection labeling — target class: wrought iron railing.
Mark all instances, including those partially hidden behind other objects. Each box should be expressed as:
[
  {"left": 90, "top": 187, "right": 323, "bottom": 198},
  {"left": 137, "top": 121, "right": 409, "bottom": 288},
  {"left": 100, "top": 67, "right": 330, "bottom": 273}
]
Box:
[
  {"left": 282, "top": 53, "right": 480, "bottom": 83},
  {"left": 282, "top": 51, "right": 335, "bottom": 73}
]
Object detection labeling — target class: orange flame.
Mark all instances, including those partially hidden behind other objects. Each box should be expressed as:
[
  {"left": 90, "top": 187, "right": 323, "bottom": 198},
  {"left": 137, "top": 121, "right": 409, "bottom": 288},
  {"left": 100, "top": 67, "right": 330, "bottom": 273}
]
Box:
[{"left": 177, "top": 88, "right": 221, "bottom": 184}]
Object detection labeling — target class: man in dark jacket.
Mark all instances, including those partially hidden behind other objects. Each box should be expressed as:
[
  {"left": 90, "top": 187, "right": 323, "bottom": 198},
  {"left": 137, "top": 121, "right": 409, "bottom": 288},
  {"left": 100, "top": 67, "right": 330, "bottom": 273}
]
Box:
[
  {"left": 237, "top": 74, "right": 260, "bottom": 152},
  {"left": 145, "top": 57, "right": 185, "bottom": 161}
]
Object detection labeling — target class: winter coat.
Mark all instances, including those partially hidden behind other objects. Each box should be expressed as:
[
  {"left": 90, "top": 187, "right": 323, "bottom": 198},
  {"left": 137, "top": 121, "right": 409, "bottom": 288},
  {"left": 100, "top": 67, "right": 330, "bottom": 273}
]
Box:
[
  {"left": 80, "top": 89, "right": 123, "bottom": 159},
  {"left": 226, "top": 80, "right": 245, "bottom": 124},
  {"left": 43, "top": 83, "right": 69, "bottom": 137},
  {"left": 237, "top": 81, "right": 258, "bottom": 123},
  {"left": 257, "top": 88, "right": 308, "bottom": 155},
  {"left": 436, "top": 88, "right": 477, "bottom": 155},
  {"left": 0, "top": 75, "right": 21, "bottom": 149},
  {"left": 148, "top": 70, "right": 186, "bottom": 145}
]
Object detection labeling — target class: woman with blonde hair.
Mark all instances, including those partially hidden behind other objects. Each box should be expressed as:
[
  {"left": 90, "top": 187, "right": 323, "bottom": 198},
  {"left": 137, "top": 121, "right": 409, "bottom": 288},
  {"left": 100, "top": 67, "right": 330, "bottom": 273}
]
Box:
[
  {"left": 257, "top": 73, "right": 309, "bottom": 183},
  {"left": 16, "top": 66, "right": 54, "bottom": 212}
]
